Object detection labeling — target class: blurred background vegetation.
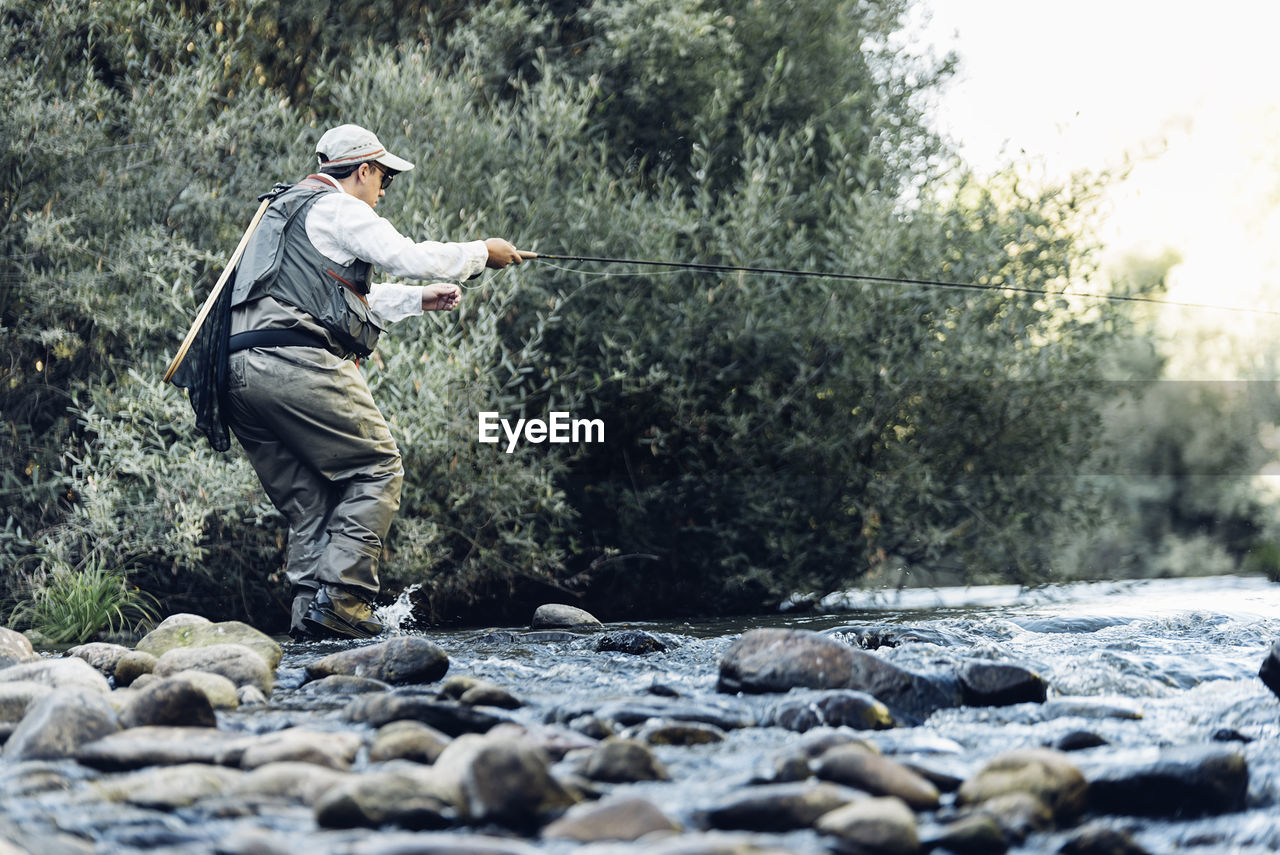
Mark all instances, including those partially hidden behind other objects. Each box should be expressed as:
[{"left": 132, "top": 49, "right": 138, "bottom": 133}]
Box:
[{"left": 3, "top": 0, "right": 1278, "bottom": 639}]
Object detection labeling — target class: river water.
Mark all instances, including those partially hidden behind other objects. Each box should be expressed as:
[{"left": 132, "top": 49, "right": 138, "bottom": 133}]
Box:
[{"left": 4, "top": 573, "right": 1280, "bottom": 853}]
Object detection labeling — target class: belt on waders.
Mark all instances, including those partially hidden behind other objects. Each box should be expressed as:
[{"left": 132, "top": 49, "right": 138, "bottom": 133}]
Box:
[{"left": 228, "top": 329, "right": 330, "bottom": 352}]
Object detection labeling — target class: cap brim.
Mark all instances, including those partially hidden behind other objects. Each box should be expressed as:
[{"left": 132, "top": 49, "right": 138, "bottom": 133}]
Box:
[{"left": 375, "top": 152, "right": 414, "bottom": 173}]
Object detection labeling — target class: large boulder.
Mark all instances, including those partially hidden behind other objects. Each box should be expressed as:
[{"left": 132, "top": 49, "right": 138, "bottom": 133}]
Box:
[
  {"left": 957, "top": 660, "right": 1048, "bottom": 707},
  {"left": 1259, "top": 640, "right": 1280, "bottom": 699},
  {"left": 305, "top": 636, "right": 449, "bottom": 685},
  {"left": 1087, "top": 747, "right": 1248, "bottom": 817},
  {"left": 718, "top": 628, "right": 958, "bottom": 722},
  {"left": 543, "top": 797, "right": 681, "bottom": 842},
  {"left": 701, "top": 781, "right": 864, "bottom": 832},
  {"left": 92, "top": 762, "right": 244, "bottom": 810},
  {"left": 769, "top": 689, "right": 894, "bottom": 732},
  {"left": 583, "top": 737, "right": 669, "bottom": 783},
  {"left": 137, "top": 618, "right": 282, "bottom": 670},
  {"left": 0, "top": 626, "right": 36, "bottom": 663},
  {"left": 313, "top": 767, "right": 455, "bottom": 830},
  {"left": 118, "top": 677, "right": 217, "bottom": 729},
  {"left": 814, "top": 744, "right": 941, "bottom": 811},
  {"left": 0, "top": 657, "right": 111, "bottom": 695},
  {"left": 3, "top": 689, "right": 120, "bottom": 760},
  {"left": 957, "top": 749, "right": 1088, "bottom": 826},
  {"left": 0, "top": 681, "right": 54, "bottom": 728},
  {"left": 65, "top": 642, "right": 131, "bottom": 678},
  {"left": 458, "top": 736, "right": 580, "bottom": 829},
  {"left": 815, "top": 796, "right": 920, "bottom": 855},
  {"left": 531, "top": 604, "right": 602, "bottom": 630},
  {"left": 153, "top": 643, "right": 273, "bottom": 695},
  {"left": 343, "top": 693, "right": 514, "bottom": 735}
]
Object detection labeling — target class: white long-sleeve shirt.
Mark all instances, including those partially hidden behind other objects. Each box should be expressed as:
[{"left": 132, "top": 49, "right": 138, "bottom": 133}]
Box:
[
  {"left": 231, "top": 174, "right": 487, "bottom": 342},
  {"left": 304, "top": 173, "right": 487, "bottom": 323}
]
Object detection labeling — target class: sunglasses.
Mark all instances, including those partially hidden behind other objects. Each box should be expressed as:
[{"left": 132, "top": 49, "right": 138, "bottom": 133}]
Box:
[{"left": 371, "top": 163, "right": 394, "bottom": 190}]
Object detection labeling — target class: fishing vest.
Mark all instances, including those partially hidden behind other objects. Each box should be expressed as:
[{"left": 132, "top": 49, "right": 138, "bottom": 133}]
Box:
[{"left": 231, "top": 177, "right": 384, "bottom": 357}]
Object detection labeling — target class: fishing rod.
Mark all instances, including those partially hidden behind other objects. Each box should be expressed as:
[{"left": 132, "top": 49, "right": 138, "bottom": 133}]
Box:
[{"left": 529, "top": 253, "right": 1280, "bottom": 317}]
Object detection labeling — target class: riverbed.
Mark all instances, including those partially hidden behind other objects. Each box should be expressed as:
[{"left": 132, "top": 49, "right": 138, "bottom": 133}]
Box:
[{"left": 2, "top": 573, "right": 1279, "bottom": 854}]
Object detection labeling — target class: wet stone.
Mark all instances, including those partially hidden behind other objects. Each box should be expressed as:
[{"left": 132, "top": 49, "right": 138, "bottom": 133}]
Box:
[
  {"left": 583, "top": 696, "right": 756, "bottom": 731},
  {"left": 1258, "top": 639, "right": 1280, "bottom": 700},
  {"left": 815, "top": 795, "right": 919, "bottom": 855},
  {"left": 814, "top": 743, "right": 941, "bottom": 811},
  {"left": 958, "top": 660, "right": 1048, "bottom": 707},
  {"left": 66, "top": 643, "right": 131, "bottom": 678},
  {"left": 113, "top": 651, "right": 157, "bottom": 688},
  {"left": 0, "top": 681, "right": 54, "bottom": 726},
  {"left": 344, "top": 692, "right": 516, "bottom": 735},
  {"left": 299, "top": 674, "right": 392, "bottom": 696},
  {"left": 542, "top": 796, "right": 681, "bottom": 842},
  {"left": 1059, "top": 822, "right": 1152, "bottom": 855},
  {"left": 153, "top": 643, "right": 273, "bottom": 695},
  {"left": 768, "top": 689, "right": 894, "bottom": 732},
  {"left": 305, "top": 636, "right": 449, "bottom": 686},
  {"left": 3, "top": 689, "right": 120, "bottom": 761},
  {"left": 595, "top": 629, "right": 668, "bottom": 655},
  {"left": 313, "top": 767, "right": 455, "bottom": 831},
  {"left": 459, "top": 736, "right": 580, "bottom": 830},
  {"left": 118, "top": 677, "right": 217, "bottom": 729},
  {"left": 1042, "top": 697, "right": 1143, "bottom": 721},
  {"left": 531, "top": 603, "right": 602, "bottom": 630},
  {"left": 93, "top": 762, "right": 244, "bottom": 809},
  {"left": 0, "top": 626, "right": 35, "bottom": 661},
  {"left": 700, "top": 780, "right": 864, "bottom": 832},
  {"left": 230, "top": 760, "right": 350, "bottom": 806},
  {"left": 369, "top": 720, "right": 452, "bottom": 764},
  {"left": 920, "top": 813, "right": 1009, "bottom": 855},
  {"left": 75, "top": 725, "right": 260, "bottom": 771},
  {"left": 631, "top": 719, "right": 726, "bottom": 746},
  {"left": 0, "top": 657, "right": 111, "bottom": 695},
  {"left": 238, "top": 727, "right": 363, "bottom": 771},
  {"left": 583, "top": 736, "right": 669, "bottom": 783},
  {"left": 1054, "top": 730, "right": 1110, "bottom": 752},
  {"left": 957, "top": 749, "right": 1088, "bottom": 826},
  {"left": 136, "top": 618, "right": 282, "bottom": 671},
  {"left": 1086, "top": 746, "right": 1248, "bottom": 817},
  {"left": 459, "top": 684, "right": 522, "bottom": 709},
  {"left": 717, "top": 627, "right": 959, "bottom": 723}
]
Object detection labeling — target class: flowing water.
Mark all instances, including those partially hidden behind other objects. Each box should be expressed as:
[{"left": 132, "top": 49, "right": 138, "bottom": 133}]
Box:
[{"left": 3, "top": 574, "right": 1280, "bottom": 853}]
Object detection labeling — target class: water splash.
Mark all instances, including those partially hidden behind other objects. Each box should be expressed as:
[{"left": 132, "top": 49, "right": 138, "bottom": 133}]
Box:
[{"left": 374, "top": 583, "right": 422, "bottom": 633}]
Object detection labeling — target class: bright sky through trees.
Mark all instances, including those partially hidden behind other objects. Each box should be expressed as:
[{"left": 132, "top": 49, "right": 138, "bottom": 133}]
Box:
[{"left": 915, "top": 0, "right": 1280, "bottom": 377}]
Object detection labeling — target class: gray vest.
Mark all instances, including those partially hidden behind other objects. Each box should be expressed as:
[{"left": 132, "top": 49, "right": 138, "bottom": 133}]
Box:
[{"left": 231, "top": 177, "right": 384, "bottom": 357}]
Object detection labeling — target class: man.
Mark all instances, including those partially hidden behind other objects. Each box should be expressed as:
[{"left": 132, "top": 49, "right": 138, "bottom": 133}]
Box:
[{"left": 224, "top": 123, "right": 531, "bottom": 639}]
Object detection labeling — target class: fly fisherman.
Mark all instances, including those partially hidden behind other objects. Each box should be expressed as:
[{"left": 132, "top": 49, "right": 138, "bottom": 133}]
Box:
[{"left": 225, "top": 124, "right": 532, "bottom": 639}]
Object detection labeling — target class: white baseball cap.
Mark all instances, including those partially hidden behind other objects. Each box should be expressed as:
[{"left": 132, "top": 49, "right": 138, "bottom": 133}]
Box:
[{"left": 315, "top": 124, "right": 415, "bottom": 173}]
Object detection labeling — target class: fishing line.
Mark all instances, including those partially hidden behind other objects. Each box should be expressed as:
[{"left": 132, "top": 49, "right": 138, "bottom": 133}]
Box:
[{"left": 531, "top": 253, "right": 1280, "bottom": 317}]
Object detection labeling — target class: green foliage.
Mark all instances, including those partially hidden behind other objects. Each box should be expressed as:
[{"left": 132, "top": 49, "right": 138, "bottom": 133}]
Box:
[
  {"left": 4, "top": 0, "right": 1262, "bottom": 628},
  {"left": 8, "top": 553, "right": 159, "bottom": 645}
]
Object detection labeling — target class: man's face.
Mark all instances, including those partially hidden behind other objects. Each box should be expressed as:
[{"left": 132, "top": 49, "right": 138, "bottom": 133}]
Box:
[{"left": 355, "top": 162, "right": 390, "bottom": 208}]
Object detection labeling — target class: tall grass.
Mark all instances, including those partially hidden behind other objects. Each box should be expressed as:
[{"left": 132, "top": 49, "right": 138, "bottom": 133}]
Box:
[{"left": 8, "top": 556, "right": 159, "bottom": 645}]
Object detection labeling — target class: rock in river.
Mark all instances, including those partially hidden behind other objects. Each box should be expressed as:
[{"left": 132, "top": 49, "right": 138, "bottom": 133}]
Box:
[
  {"left": 957, "top": 748, "right": 1087, "bottom": 826},
  {"left": 1259, "top": 639, "right": 1280, "bottom": 700},
  {"left": 137, "top": 617, "right": 282, "bottom": 670},
  {"left": 717, "top": 627, "right": 959, "bottom": 722},
  {"left": 3, "top": 689, "right": 120, "bottom": 761},
  {"left": 305, "top": 636, "right": 449, "bottom": 685},
  {"left": 1086, "top": 746, "right": 1248, "bottom": 817},
  {"left": 153, "top": 643, "right": 273, "bottom": 695},
  {"left": 957, "top": 660, "right": 1048, "bottom": 707},
  {"left": 531, "top": 603, "right": 602, "bottom": 630}
]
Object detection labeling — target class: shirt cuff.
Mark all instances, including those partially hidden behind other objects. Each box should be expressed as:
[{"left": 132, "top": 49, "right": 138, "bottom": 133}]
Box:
[{"left": 368, "top": 281, "right": 425, "bottom": 324}]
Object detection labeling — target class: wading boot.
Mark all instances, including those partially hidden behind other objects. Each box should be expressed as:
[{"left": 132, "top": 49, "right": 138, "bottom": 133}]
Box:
[{"left": 301, "top": 586, "right": 383, "bottom": 639}]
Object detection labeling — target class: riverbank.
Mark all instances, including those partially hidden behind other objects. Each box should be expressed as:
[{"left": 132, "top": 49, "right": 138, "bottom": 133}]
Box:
[{"left": 1, "top": 575, "right": 1278, "bottom": 854}]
